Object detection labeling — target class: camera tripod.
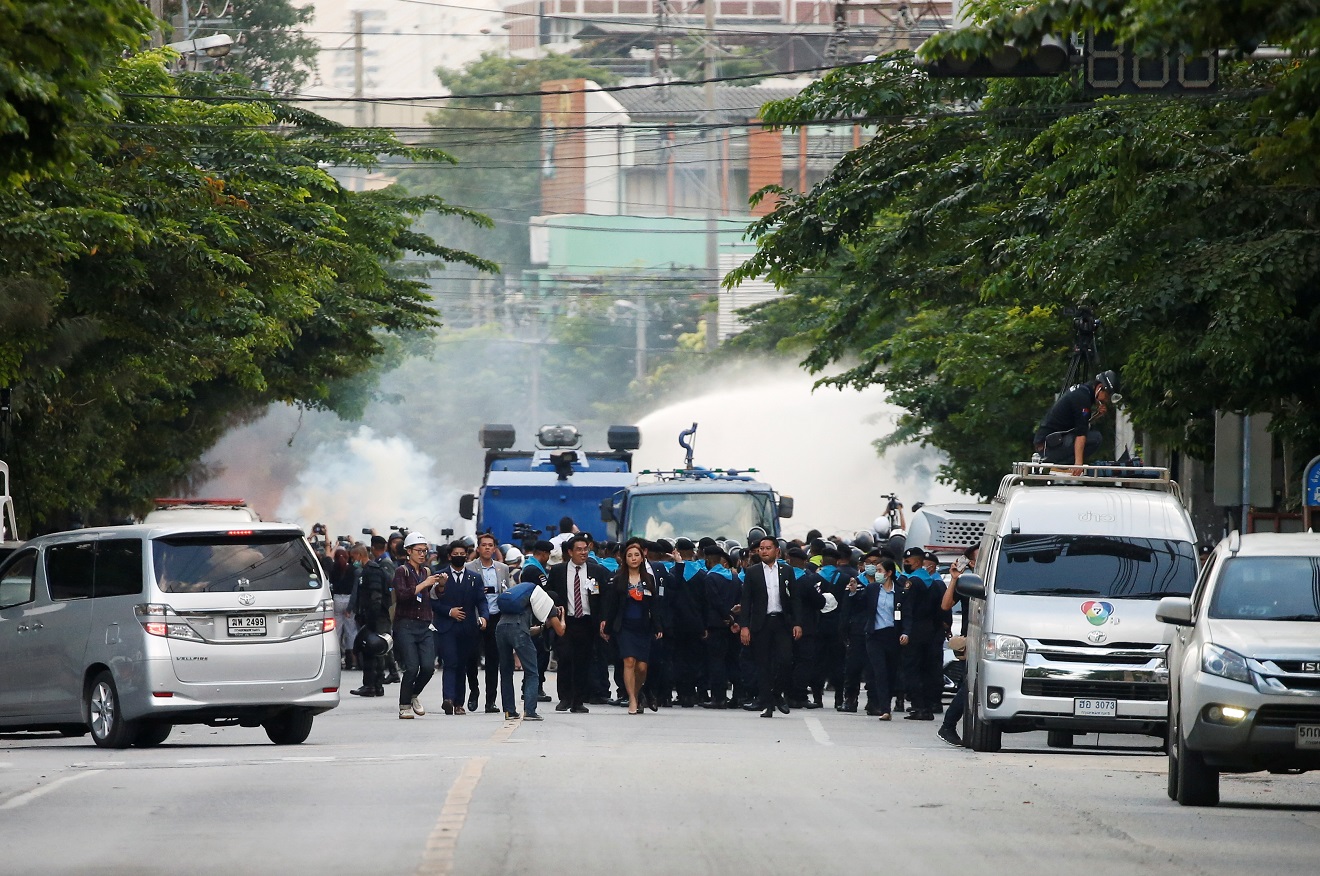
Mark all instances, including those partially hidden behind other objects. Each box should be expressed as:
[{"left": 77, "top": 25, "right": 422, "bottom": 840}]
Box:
[{"left": 1059, "top": 306, "right": 1101, "bottom": 398}]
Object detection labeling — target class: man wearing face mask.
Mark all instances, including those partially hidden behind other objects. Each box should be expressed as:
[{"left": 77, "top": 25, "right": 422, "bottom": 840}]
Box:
[{"left": 431, "top": 541, "right": 489, "bottom": 715}]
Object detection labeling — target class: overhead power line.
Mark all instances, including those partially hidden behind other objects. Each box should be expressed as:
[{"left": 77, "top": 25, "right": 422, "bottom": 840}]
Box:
[{"left": 122, "top": 59, "right": 867, "bottom": 104}]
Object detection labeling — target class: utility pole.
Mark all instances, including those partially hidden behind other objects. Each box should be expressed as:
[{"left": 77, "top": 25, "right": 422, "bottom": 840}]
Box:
[
  {"left": 634, "top": 287, "right": 648, "bottom": 382},
  {"left": 353, "top": 11, "right": 365, "bottom": 131},
  {"left": 703, "top": 0, "right": 719, "bottom": 351},
  {"left": 148, "top": 0, "right": 166, "bottom": 47}
]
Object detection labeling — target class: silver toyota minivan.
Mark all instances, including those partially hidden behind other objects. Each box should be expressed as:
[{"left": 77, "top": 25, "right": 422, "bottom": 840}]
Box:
[{"left": 0, "top": 522, "right": 340, "bottom": 748}]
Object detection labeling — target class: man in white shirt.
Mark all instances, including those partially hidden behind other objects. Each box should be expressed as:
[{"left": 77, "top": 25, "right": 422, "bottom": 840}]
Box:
[
  {"left": 546, "top": 535, "right": 602, "bottom": 713},
  {"left": 739, "top": 536, "right": 800, "bottom": 717},
  {"left": 464, "top": 533, "right": 510, "bottom": 713}
]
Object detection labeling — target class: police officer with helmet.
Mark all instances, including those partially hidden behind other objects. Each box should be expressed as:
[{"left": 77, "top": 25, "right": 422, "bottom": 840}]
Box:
[{"left": 1033, "top": 370, "right": 1120, "bottom": 471}]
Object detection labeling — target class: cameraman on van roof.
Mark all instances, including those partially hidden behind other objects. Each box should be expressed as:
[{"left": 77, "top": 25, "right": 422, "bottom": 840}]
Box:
[{"left": 1033, "top": 370, "right": 1120, "bottom": 474}]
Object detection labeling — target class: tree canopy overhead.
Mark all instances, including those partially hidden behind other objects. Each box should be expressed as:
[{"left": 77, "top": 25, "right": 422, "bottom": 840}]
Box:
[
  {"left": 0, "top": 47, "right": 494, "bottom": 530},
  {"left": 729, "top": 3, "right": 1320, "bottom": 498}
]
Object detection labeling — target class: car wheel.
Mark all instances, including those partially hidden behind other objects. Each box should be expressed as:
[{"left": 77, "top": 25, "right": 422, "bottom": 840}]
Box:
[
  {"left": 264, "top": 709, "right": 314, "bottom": 745},
  {"left": 1046, "top": 729, "right": 1074, "bottom": 749},
  {"left": 132, "top": 723, "right": 172, "bottom": 748},
  {"left": 967, "top": 683, "right": 1001, "bottom": 753},
  {"left": 1174, "top": 728, "right": 1219, "bottom": 806},
  {"left": 87, "top": 671, "right": 139, "bottom": 749}
]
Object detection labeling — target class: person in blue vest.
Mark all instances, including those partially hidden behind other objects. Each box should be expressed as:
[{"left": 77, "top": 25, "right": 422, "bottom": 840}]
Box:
[
  {"left": 785, "top": 545, "right": 826, "bottom": 709},
  {"left": 661, "top": 537, "right": 706, "bottom": 708},
  {"left": 897, "top": 546, "right": 947, "bottom": 721},
  {"left": 641, "top": 538, "right": 681, "bottom": 707},
  {"left": 699, "top": 543, "right": 741, "bottom": 708},
  {"left": 521, "top": 540, "right": 555, "bottom": 705},
  {"left": 432, "top": 541, "right": 489, "bottom": 716},
  {"left": 815, "top": 546, "right": 854, "bottom": 710}
]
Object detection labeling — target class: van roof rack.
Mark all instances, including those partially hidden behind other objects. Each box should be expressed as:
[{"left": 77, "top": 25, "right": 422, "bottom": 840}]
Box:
[{"left": 996, "top": 462, "right": 1179, "bottom": 503}]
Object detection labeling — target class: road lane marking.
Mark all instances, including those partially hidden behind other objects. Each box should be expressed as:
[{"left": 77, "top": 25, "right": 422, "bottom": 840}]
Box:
[
  {"left": 0, "top": 770, "right": 103, "bottom": 811},
  {"left": 417, "top": 756, "right": 489, "bottom": 876},
  {"left": 489, "top": 716, "right": 520, "bottom": 744},
  {"left": 804, "top": 716, "right": 833, "bottom": 746}
]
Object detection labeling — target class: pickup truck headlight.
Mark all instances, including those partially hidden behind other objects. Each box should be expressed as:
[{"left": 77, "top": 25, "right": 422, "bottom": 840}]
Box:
[
  {"left": 983, "top": 633, "right": 1027, "bottom": 662},
  {"left": 1201, "top": 643, "right": 1252, "bottom": 685}
]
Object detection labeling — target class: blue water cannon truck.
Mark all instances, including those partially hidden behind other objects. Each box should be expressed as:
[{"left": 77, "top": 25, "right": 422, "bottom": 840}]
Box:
[{"left": 458, "top": 423, "right": 641, "bottom": 544}]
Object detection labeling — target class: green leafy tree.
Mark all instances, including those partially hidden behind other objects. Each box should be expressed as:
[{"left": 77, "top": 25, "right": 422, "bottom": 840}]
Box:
[
  {"left": 0, "top": 52, "right": 494, "bottom": 529},
  {"left": 227, "top": 0, "right": 319, "bottom": 92},
  {"left": 729, "top": 39, "right": 1320, "bottom": 498},
  {"left": 0, "top": 0, "right": 154, "bottom": 181}
]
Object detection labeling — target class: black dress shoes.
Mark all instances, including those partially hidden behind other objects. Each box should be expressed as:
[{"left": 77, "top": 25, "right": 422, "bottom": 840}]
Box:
[
  {"left": 555, "top": 700, "right": 570, "bottom": 712},
  {"left": 700, "top": 699, "right": 726, "bottom": 710},
  {"left": 570, "top": 704, "right": 590, "bottom": 714},
  {"left": 760, "top": 707, "right": 774, "bottom": 718},
  {"left": 776, "top": 701, "right": 790, "bottom": 715}
]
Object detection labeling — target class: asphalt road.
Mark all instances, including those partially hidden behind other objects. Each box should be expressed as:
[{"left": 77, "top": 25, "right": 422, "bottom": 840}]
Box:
[{"left": 3, "top": 674, "right": 1319, "bottom": 876}]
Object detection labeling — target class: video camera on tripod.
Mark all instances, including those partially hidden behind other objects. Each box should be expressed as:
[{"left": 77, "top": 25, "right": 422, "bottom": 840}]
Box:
[{"left": 511, "top": 522, "right": 542, "bottom": 551}]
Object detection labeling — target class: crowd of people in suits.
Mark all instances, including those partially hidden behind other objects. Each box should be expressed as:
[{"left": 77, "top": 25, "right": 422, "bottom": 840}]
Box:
[{"left": 325, "top": 518, "right": 970, "bottom": 742}]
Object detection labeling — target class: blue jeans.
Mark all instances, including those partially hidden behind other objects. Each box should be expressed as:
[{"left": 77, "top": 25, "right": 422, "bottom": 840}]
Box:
[
  {"left": 496, "top": 620, "right": 540, "bottom": 716},
  {"left": 393, "top": 619, "right": 435, "bottom": 708}
]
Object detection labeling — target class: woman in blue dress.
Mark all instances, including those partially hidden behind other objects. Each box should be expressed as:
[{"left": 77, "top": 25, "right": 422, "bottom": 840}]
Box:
[{"left": 600, "top": 539, "right": 664, "bottom": 714}]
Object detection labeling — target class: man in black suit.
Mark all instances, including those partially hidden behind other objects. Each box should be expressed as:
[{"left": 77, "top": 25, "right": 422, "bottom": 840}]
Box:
[
  {"left": 739, "top": 535, "right": 799, "bottom": 717},
  {"left": 545, "top": 535, "right": 605, "bottom": 713}
]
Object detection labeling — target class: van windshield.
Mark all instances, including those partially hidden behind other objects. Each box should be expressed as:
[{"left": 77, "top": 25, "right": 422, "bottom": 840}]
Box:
[
  {"left": 153, "top": 534, "right": 322, "bottom": 593},
  {"left": 994, "top": 535, "right": 1196, "bottom": 598},
  {"left": 1209, "top": 557, "right": 1320, "bottom": 621}
]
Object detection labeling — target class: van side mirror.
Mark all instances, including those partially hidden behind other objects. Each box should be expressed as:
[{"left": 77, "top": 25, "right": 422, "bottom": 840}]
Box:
[
  {"left": 955, "top": 573, "right": 986, "bottom": 599},
  {"left": 778, "top": 496, "right": 794, "bottom": 519},
  {"left": 1155, "top": 596, "right": 1193, "bottom": 626},
  {"left": 599, "top": 497, "right": 615, "bottom": 523},
  {"left": 458, "top": 494, "right": 476, "bottom": 521}
]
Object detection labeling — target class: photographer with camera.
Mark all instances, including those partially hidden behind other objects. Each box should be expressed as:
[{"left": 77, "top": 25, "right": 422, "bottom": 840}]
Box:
[
  {"left": 1033, "top": 370, "right": 1119, "bottom": 474},
  {"left": 350, "top": 535, "right": 395, "bottom": 697},
  {"left": 393, "top": 532, "right": 445, "bottom": 719}
]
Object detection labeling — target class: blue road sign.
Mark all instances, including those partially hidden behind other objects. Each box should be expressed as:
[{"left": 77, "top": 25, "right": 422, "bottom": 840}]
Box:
[{"left": 1306, "top": 455, "right": 1320, "bottom": 507}]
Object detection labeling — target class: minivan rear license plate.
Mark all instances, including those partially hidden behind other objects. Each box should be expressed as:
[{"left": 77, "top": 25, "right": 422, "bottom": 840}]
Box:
[
  {"left": 1073, "top": 698, "right": 1117, "bottom": 718},
  {"left": 227, "top": 614, "right": 267, "bottom": 637},
  {"left": 1297, "top": 725, "right": 1320, "bottom": 749}
]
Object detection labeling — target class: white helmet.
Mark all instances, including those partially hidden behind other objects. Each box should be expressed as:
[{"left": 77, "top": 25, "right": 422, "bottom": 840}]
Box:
[
  {"left": 503, "top": 546, "right": 524, "bottom": 565},
  {"left": 402, "top": 532, "right": 429, "bottom": 549},
  {"left": 872, "top": 517, "right": 892, "bottom": 538}
]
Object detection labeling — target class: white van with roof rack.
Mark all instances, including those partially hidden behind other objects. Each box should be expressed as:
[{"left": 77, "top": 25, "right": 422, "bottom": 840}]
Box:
[
  {"left": 955, "top": 463, "right": 1199, "bottom": 752},
  {"left": 0, "top": 521, "right": 339, "bottom": 747}
]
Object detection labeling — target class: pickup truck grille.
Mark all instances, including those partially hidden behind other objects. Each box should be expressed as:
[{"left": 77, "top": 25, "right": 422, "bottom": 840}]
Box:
[{"left": 1256, "top": 704, "right": 1320, "bottom": 727}]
